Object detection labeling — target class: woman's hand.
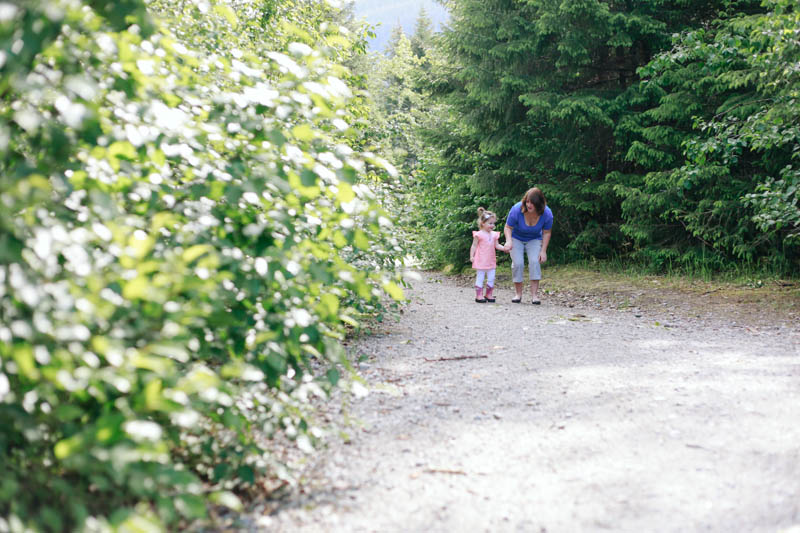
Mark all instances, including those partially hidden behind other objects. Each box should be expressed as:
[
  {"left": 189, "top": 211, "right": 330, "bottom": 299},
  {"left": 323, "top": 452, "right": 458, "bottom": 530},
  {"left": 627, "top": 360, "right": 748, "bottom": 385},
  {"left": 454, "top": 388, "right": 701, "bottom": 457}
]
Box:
[
  {"left": 539, "top": 250, "right": 547, "bottom": 263},
  {"left": 504, "top": 243, "right": 512, "bottom": 253}
]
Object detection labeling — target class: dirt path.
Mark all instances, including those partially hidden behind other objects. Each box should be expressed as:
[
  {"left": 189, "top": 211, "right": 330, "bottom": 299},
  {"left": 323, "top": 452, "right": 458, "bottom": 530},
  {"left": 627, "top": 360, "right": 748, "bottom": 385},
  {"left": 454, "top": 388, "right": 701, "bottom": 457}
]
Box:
[{"left": 252, "top": 272, "right": 800, "bottom": 532}]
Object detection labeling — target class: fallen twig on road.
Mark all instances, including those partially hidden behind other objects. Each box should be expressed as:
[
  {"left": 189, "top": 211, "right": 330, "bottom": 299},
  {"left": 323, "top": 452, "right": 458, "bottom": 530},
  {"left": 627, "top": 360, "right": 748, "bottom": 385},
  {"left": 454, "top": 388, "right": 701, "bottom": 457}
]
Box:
[
  {"left": 423, "top": 355, "right": 488, "bottom": 362},
  {"left": 424, "top": 468, "right": 467, "bottom": 475}
]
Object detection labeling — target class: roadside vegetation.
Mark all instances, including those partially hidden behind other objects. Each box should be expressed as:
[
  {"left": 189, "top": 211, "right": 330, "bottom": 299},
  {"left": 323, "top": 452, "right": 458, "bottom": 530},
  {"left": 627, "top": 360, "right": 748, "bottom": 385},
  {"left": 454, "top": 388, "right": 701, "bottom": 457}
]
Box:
[{"left": 1, "top": 1, "right": 405, "bottom": 531}]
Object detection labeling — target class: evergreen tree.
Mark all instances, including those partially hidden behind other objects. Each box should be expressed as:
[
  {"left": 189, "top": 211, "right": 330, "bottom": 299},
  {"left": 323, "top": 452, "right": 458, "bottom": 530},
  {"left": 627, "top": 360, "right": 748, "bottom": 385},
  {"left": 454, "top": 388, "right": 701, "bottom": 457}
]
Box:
[
  {"left": 386, "top": 21, "right": 405, "bottom": 57},
  {"left": 618, "top": 0, "right": 799, "bottom": 270},
  {"left": 372, "top": 33, "right": 425, "bottom": 168},
  {"left": 410, "top": 6, "right": 435, "bottom": 58},
  {"left": 416, "top": 0, "right": 766, "bottom": 269}
]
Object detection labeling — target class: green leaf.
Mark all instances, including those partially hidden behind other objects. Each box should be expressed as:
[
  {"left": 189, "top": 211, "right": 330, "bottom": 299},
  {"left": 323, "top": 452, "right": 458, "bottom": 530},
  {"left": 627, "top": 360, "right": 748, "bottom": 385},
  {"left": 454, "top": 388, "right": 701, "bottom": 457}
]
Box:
[
  {"left": 213, "top": 463, "right": 230, "bottom": 481},
  {"left": 326, "top": 368, "right": 340, "bottom": 385},
  {"left": 0, "top": 234, "right": 24, "bottom": 262},
  {"left": 213, "top": 4, "right": 239, "bottom": 28},
  {"left": 292, "top": 124, "right": 315, "bottom": 141},
  {"left": 353, "top": 229, "right": 370, "bottom": 250},
  {"left": 182, "top": 244, "right": 213, "bottom": 264},
  {"left": 54, "top": 405, "right": 85, "bottom": 422},
  {"left": 122, "top": 276, "right": 149, "bottom": 300},
  {"left": 209, "top": 491, "right": 243, "bottom": 511},
  {"left": 150, "top": 343, "right": 188, "bottom": 362},
  {"left": 382, "top": 282, "right": 404, "bottom": 301},
  {"left": 266, "top": 353, "right": 287, "bottom": 375},
  {"left": 237, "top": 465, "right": 255, "bottom": 484},
  {"left": 108, "top": 140, "right": 137, "bottom": 161},
  {"left": 317, "top": 293, "right": 339, "bottom": 318},
  {"left": 54, "top": 434, "right": 84, "bottom": 460},
  {"left": 143, "top": 379, "right": 164, "bottom": 411},
  {"left": 13, "top": 345, "right": 39, "bottom": 380},
  {"left": 268, "top": 129, "right": 287, "bottom": 146},
  {"left": 300, "top": 169, "right": 318, "bottom": 186},
  {"left": 336, "top": 182, "right": 355, "bottom": 203}
]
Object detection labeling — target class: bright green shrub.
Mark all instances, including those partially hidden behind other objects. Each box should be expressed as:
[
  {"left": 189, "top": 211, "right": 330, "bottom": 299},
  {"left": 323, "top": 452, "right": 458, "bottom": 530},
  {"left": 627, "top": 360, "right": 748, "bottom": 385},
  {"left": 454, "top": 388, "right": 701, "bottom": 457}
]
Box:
[{"left": 0, "top": 0, "right": 404, "bottom": 531}]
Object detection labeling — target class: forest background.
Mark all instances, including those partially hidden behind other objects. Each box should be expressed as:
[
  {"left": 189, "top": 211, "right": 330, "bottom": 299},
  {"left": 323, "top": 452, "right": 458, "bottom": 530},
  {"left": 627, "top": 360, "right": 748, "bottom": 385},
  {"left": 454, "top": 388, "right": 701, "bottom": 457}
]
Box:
[
  {"left": 1, "top": 0, "right": 798, "bottom": 531},
  {"left": 369, "top": 0, "right": 800, "bottom": 275}
]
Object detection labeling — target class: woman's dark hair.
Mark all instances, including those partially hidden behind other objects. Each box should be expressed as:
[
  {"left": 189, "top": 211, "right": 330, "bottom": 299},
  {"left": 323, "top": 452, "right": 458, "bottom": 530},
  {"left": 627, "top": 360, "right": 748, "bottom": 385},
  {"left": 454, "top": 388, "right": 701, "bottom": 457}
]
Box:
[{"left": 521, "top": 187, "right": 546, "bottom": 216}]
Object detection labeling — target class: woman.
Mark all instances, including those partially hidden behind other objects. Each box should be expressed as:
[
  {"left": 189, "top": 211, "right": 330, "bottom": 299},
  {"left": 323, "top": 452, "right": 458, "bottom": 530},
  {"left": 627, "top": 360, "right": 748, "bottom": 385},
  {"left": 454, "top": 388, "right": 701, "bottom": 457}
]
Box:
[{"left": 503, "top": 187, "right": 553, "bottom": 304}]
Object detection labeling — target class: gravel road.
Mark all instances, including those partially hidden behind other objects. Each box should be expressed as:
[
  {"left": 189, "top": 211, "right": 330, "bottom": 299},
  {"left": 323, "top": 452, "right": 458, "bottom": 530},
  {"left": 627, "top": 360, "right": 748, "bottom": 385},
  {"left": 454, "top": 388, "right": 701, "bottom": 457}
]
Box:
[{"left": 253, "top": 271, "right": 800, "bottom": 533}]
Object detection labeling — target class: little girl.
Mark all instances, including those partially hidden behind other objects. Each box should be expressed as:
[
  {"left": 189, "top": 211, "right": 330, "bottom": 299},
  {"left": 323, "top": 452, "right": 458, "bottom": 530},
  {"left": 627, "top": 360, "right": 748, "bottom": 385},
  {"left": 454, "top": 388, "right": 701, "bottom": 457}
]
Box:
[{"left": 470, "top": 207, "right": 505, "bottom": 303}]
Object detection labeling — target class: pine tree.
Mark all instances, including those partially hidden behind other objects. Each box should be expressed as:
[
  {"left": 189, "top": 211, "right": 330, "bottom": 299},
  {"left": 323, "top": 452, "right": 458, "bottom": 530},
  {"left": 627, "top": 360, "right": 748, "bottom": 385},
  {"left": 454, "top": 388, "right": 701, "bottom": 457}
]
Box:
[
  {"left": 416, "top": 0, "right": 768, "bottom": 268},
  {"left": 617, "top": 0, "right": 799, "bottom": 269},
  {"left": 410, "top": 6, "right": 435, "bottom": 58},
  {"left": 386, "top": 21, "right": 405, "bottom": 57}
]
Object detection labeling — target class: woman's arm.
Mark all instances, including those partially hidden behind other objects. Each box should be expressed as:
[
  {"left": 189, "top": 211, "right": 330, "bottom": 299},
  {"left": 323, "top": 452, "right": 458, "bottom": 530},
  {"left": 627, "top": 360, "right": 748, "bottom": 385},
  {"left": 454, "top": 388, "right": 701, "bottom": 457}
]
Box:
[
  {"left": 503, "top": 225, "right": 513, "bottom": 252},
  {"left": 539, "top": 229, "right": 551, "bottom": 263},
  {"left": 469, "top": 236, "right": 478, "bottom": 262}
]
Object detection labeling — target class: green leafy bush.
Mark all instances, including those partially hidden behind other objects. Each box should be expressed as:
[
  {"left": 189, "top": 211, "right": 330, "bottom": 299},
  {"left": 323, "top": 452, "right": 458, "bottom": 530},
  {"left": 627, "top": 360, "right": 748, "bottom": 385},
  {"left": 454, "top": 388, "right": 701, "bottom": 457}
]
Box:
[
  {"left": 620, "top": 0, "right": 799, "bottom": 271},
  {"left": 0, "top": 0, "right": 405, "bottom": 530}
]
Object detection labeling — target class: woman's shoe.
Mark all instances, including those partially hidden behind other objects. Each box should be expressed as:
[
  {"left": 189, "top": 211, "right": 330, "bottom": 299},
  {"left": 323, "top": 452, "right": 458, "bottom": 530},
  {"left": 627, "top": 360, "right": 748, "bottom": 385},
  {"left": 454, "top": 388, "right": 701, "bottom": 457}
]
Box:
[
  {"left": 531, "top": 299, "right": 541, "bottom": 305},
  {"left": 511, "top": 296, "right": 521, "bottom": 303}
]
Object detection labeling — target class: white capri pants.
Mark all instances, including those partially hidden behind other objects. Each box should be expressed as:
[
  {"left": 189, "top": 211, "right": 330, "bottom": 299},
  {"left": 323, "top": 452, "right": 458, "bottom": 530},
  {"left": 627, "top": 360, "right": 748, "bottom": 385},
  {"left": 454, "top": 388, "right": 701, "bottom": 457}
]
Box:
[{"left": 511, "top": 237, "right": 542, "bottom": 282}]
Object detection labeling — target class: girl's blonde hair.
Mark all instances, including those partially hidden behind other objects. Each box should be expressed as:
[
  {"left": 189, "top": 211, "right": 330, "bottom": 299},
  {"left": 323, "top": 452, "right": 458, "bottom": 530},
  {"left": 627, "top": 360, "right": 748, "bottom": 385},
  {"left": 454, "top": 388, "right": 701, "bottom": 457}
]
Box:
[{"left": 477, "top": 207, "right": 496, "bottom": 228}]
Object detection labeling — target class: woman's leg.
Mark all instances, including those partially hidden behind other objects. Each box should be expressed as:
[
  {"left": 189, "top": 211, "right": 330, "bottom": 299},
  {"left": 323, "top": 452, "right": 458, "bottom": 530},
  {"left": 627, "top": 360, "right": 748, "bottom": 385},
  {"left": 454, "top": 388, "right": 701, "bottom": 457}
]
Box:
[
  {"left": 510, "top": 238, "right": 525, "bottom": 300},
  {"left": 530, "top": 279, "right": 540, "bottom": 301},
  {"left": 526, "top": 239, "right": 543, "bottom": 302},
  {"left": 513, "top": 282, "right": 523, "bottom": 300}
]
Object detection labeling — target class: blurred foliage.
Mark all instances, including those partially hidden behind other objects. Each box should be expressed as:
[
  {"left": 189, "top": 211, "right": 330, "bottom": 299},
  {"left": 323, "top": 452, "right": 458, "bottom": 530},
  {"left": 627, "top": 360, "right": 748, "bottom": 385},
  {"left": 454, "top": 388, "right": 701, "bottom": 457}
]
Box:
[
  {"left": 348, "top": 10, "right": 438, "bottom": 264},
  {"left": 352, "top": 8, "right": 475, "bottom": 269},
  {"left": 0, "top": 0, "right": 406, "bottom": 531}
]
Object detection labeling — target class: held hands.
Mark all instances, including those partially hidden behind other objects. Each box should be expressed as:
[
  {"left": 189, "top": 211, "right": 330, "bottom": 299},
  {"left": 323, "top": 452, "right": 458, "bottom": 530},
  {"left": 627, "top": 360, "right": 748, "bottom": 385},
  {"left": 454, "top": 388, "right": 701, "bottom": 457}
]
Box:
[
  {"left": 503, "top": 243, "right": 512, "bottom": 253},
  {"left": 539, "top": 250, "right": 547, "bottom": 263}
]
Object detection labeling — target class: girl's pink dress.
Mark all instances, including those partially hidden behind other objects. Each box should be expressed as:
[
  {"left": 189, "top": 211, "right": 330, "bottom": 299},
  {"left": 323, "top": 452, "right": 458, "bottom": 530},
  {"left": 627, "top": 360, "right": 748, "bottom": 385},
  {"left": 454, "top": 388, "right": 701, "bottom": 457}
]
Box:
[{"left": 472, "top": 230, "right": 500, "bottom": 269}]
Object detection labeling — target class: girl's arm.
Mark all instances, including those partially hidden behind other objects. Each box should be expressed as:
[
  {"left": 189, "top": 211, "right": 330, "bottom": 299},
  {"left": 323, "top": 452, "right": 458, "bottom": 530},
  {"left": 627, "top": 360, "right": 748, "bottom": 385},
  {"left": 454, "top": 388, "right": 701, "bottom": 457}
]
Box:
[
  {"left": 494, "top": 233, "right": 505, "bottom": 251},
  {"left": 469, "top": 236, "right": 478, "bottom": 262}
]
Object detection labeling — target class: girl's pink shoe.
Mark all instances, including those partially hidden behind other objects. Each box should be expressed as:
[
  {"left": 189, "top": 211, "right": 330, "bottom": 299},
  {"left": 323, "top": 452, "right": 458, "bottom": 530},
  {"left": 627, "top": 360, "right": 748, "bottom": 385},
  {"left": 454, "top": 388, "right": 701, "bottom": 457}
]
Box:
[
  {"left": 484, "top": 286, "right": 495, "bottom": 302},
  {"left": 475, "top": 286, "right": 485, "bottom": 303}
]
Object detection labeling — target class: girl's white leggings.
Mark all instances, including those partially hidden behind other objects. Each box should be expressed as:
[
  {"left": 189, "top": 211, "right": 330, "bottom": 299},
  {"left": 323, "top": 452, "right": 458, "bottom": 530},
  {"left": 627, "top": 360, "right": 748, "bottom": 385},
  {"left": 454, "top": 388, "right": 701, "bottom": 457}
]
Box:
[{"left": 475, "top": 268, "right": 496, "bottom": 288}]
